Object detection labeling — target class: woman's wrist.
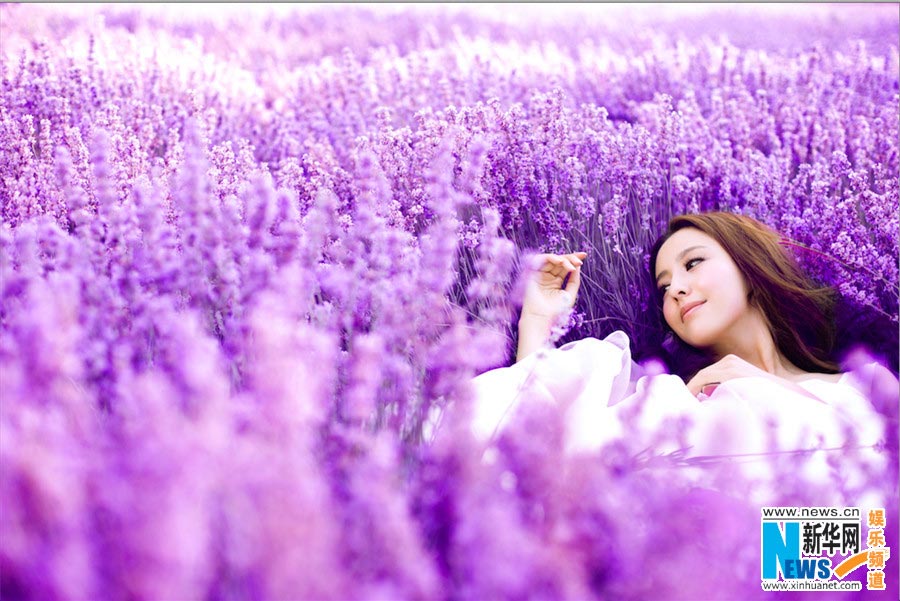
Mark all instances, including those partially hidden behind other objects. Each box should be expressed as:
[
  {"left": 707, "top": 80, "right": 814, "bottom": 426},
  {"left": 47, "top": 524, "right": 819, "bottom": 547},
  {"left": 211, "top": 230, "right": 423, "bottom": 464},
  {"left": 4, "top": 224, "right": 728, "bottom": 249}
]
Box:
[
  {"left": 515, "top": 312, "right": 555, "bottom": 363},
  {"left": 519, "top": 308, "right": 558, "bottom": 324}
]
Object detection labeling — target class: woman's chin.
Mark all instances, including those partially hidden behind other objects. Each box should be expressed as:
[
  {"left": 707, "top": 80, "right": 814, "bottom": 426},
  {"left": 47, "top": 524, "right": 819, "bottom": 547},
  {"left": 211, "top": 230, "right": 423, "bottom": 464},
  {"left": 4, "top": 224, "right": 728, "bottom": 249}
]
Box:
[{"left": 678, "top": 330, "right": 717, "bottom": 350}]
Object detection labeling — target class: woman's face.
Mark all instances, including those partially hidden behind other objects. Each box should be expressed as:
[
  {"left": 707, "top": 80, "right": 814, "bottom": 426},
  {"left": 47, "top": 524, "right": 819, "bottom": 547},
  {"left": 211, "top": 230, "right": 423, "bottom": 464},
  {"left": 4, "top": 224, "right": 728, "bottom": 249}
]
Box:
[{"left": 654, "top": 228, "right": 753, "bottom": 349}]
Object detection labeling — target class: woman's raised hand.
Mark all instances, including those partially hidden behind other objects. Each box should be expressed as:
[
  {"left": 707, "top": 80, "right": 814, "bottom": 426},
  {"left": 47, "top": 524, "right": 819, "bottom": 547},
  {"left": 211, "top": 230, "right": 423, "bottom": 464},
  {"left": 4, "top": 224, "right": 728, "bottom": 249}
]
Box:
[{"left": 520, "top": 251, "right": 588, "bottom": 323}]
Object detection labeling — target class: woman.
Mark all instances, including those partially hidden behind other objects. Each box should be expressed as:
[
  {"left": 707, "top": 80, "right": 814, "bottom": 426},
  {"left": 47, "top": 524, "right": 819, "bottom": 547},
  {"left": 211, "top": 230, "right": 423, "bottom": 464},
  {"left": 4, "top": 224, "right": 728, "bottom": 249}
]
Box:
[
  {"left": 517, "top": 212, "right": 841, "bottom": 394},
  {"left": 463, "top": 212, "right": 892, "bottom": 502}
]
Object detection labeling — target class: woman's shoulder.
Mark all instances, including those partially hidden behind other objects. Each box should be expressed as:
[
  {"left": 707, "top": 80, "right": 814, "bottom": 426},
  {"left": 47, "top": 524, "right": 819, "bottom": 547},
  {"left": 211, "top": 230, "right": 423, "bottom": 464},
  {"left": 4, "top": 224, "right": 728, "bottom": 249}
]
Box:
[
  {"left": 795, "top": 361, "right": 899, "bottom": 386},
  {"left": 793, "top": 361, "right": 899, "bottom": 403},
  {"left": 791, "top": 371, "right": 844, "bottom": 385}
]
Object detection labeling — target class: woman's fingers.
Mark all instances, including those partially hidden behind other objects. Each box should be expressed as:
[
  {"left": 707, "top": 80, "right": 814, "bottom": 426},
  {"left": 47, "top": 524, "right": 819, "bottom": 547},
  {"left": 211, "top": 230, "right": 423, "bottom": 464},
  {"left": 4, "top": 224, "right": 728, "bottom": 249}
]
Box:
[
  {"left": 550, "top": 254, "right": 583, "bottom": 271},
  {"left": 529, "top": 253, "right": 555, "bottom": 270},
  {"left": 564, "top": 265, "right": 581, "bottom": 299},
  {"left": 529, "top": 252, "right": 588, "bottom": 277},
  {"left": 521, "top": 251, "right": 586, "bottom": 315},
  {"left": 536, "top": 257, "right": 569, "bottom": 275}
]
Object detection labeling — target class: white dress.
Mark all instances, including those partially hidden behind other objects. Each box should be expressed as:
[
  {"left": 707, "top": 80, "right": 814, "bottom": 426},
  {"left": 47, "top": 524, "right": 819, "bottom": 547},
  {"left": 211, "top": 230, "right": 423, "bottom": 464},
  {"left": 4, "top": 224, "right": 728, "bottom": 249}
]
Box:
[{"left": 461, "top": 331, "right": 895, "bottom": 506}]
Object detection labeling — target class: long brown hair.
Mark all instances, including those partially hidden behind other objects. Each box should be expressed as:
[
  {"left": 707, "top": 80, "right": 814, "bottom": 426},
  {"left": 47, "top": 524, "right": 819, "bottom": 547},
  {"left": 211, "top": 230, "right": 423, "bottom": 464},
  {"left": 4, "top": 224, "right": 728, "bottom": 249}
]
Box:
[{"left": 649, "top": 212, "right": 839, "bottom": 374}]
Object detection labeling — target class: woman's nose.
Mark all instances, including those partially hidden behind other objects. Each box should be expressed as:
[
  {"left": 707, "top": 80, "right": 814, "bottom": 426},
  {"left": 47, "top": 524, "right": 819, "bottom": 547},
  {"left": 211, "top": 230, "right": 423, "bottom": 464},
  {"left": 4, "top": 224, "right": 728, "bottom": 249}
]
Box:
[{"left": 670, "top": 275, "right": 690, "bottom": 297}]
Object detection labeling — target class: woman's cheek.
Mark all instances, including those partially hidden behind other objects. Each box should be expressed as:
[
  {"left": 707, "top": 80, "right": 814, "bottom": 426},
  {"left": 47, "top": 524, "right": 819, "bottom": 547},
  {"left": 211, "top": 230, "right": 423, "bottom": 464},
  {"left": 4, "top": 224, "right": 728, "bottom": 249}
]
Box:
[{"left": 663, "top": 300, "right": 679, "bottom": 332}]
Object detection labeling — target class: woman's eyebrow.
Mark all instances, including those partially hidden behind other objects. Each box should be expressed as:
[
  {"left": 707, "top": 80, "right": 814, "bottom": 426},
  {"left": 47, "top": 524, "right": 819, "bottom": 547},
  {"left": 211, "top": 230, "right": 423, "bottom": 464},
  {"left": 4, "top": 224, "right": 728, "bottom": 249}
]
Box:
[{"left": 655, "top": 245, "right": 708, "bottom": 283}]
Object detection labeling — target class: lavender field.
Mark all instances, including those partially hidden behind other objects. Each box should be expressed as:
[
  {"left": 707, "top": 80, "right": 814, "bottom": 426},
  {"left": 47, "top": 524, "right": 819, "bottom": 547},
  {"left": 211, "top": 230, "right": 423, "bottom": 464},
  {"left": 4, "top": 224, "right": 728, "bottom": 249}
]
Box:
[{"left": 1, "top": 4, "right": 898, "bottom": 599}]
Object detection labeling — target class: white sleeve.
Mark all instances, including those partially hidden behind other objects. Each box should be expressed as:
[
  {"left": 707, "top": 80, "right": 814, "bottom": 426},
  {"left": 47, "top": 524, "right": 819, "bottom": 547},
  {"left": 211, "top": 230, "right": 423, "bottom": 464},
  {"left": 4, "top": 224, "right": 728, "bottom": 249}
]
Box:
[
  {"left": 469, "top": 331, "right": 637, "bottom": 443},
  {"left": 459, "top": 335, "right": 891, "bottom": 506},
  {"left": 591, "top": 373, "right": 891, "bottom": 505}
]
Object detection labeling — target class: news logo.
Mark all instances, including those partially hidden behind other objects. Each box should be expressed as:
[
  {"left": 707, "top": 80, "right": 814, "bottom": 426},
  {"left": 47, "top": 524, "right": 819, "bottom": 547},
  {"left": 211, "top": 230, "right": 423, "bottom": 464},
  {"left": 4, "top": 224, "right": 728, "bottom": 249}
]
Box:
[{"left": 761, "top": 507, "right": 890, "bottom": 592}]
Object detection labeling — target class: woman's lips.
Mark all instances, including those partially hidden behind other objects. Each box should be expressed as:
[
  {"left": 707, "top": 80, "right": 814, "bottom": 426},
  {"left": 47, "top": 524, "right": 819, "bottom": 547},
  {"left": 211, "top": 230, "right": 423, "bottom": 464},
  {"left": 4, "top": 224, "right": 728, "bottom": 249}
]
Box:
[{"left": 681, "top": 300, "right": 706, "bottom": 322}]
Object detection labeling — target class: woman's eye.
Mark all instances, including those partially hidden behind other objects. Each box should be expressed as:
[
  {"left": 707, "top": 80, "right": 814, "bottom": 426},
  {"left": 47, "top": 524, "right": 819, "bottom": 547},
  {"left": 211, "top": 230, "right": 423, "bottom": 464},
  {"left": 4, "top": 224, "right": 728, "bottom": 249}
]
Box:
[
  {"left": 658, "top": 284, "right": 670, "bottom": 298},
  {"left": 685, "top": 257, "right": 703, "bottom": 270}
]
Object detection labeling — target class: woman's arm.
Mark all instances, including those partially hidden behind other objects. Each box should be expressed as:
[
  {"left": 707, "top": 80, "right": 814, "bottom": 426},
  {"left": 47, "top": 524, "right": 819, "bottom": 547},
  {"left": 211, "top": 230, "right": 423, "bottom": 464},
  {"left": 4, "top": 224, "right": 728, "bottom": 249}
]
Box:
[
  {"left": 515, "top": 313, "right": 554, "bottom": 363},
  {"left": 514, "top": 252, "right": 586, "bottom": 363},
  {"left": 686, "top": 354, "right": 829, "bottom": 402}
]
